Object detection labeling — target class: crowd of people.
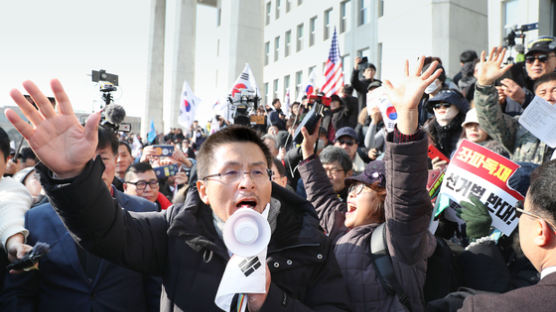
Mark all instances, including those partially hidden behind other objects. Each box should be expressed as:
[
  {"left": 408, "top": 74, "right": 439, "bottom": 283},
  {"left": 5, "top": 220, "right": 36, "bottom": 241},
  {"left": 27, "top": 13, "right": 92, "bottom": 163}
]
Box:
[{"left": 0, "top": 35, "right": 555, "bottom": 312}]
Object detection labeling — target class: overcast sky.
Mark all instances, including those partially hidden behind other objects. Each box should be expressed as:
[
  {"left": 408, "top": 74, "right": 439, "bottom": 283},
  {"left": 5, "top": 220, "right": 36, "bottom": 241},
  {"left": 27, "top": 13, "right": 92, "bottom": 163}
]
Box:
[{"left": 0, "top": 0, "right": 217, "bottom": 118}]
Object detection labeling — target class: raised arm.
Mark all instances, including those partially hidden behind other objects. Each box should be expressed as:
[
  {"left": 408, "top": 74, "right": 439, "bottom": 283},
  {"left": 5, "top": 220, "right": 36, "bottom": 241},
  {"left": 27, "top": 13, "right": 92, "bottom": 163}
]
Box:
[
  {"left": 6, "top": 80, "right": 168, "bottom": 275},
  {"left": 474, "top": 47, "right": 519, "bottom": 152},
  {"left": 298, "top": 119, "right": 348, "bottom": 238},
  {"left": 382, "top": 56, "right": 441, "bottom": 263},
  {"left": 5, "top": 80, "right": 99, "bottom": 179}
]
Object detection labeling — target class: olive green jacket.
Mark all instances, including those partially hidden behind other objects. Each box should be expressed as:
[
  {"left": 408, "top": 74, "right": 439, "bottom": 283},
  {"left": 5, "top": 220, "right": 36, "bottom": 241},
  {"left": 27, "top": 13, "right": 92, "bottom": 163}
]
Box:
[{"left": 474, "top": 84, "right": 551, "bottom": 165}]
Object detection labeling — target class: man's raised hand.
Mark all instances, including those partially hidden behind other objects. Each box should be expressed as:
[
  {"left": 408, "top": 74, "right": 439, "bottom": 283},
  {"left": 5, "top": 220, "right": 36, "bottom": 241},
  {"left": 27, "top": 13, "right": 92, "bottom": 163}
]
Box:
[
  {"left": 5, "top": 79, "right": 100, "bottom": 179},
  {"left": 476, "top": 47, "right": 513, "bottom": 86},
  {"left": 384, "top": 56, "right": 443, "bottom": 135}
]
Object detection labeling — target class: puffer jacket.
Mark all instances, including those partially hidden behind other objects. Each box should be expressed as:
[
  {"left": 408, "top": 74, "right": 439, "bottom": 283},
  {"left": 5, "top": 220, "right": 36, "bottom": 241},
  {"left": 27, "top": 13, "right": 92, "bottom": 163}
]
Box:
[
  {"left": 299, "top": 132, "right": 436, "bottom": 311},
  {"left": 474, "top": 84, "right": 553, "bottom": 164},
  {"left": 38, "top": 158, "right": 352, "bottom": 312}
]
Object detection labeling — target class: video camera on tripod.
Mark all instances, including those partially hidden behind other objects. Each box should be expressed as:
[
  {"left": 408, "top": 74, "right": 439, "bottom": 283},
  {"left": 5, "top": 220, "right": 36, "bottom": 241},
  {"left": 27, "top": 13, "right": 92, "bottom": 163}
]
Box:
[
  {"left": 91, "top": 69, "right": 130, "bottom": 132},
  {"left": 292, "top": 93, "right": 331, "bottom": 144},
  {"left": 503, "top": 22, "right": 538, "bottom": 63},
  {"left": 227, "top": 88, "right": 260, "bottom": 126}
]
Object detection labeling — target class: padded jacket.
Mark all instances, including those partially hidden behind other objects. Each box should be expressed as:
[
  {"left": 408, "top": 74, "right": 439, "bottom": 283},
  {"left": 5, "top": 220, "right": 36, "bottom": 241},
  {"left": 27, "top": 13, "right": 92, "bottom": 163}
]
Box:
[
  {"left": 37, "top": 158, "right": 352, "bottom": 312},
  {"left": 299, "top": 132, "right": 436, "bottom": 311}
]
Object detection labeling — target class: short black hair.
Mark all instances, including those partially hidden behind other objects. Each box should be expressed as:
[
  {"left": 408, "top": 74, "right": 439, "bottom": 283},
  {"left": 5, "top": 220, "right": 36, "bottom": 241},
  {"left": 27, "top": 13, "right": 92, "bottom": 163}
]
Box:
[
  {"left": 319, "top": 146, "right": 352, "bottom": 172},
  {"left": 0, "top": 127, "right": 9, "bottom": 162},
  {"left": 367, "top": 63, "right": 376, "bottom": 71},
  {"left": 423, "top": 62, "right": 446, "bottom": 83},
  {"left": 196, "top": 126, "right": 272, "bottom": 179},
  {"left": 330, "top": 94, "right": 342, "bottom": 104},
  {"left": 272, "top": 158, "right": 286, "bottom": 178},
  {"left": 19, "top": 147, "right": 36, "bottom": 162},
  {"left": 125, "top": 161, "right": 155, "bottom": 181},
  {"left": 272, "top": 98, "right": 281, "bottom": 105},
  {"left": 97, "top": 126, "right": 118, "bottom": 155},
  {"left": 533, "top": 72, "right": 556, "bottom": 92},
  {"left": 460, "top": 50, "right": 478, "bottom": 63},
  {"left": 119, "top": 141, "right": 132, "bottom": 155},
  {"left": 528, "top": 160, "right": 556, "bottom": 224},
  {"left": 343, "top": 84, "right": 354, "bottom": 95}
]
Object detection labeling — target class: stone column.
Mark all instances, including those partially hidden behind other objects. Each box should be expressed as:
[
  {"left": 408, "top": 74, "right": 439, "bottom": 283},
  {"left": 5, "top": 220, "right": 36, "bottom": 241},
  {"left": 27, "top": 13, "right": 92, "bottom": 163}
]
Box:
[
  {"left": 142, "top": 0, "right": 166, "bottom": 138},
  {"left": 166, "top": 0, "right": 197, "bottom": 132},
  {"left": 216, "top": 0, "right": 263, "bottom": 109}
]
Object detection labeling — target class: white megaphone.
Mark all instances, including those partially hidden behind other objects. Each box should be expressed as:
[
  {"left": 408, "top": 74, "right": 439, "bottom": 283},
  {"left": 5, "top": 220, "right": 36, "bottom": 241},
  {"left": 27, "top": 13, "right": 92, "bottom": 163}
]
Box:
[{"left": 223, "top": 207, "right": 271, "bottom": 257}]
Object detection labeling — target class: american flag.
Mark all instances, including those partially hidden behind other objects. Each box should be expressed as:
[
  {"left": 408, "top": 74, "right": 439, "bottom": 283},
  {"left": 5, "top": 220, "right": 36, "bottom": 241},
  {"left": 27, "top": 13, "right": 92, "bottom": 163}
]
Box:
[{"left": 321, "top": 28, "right": 344, "bottom": 96}]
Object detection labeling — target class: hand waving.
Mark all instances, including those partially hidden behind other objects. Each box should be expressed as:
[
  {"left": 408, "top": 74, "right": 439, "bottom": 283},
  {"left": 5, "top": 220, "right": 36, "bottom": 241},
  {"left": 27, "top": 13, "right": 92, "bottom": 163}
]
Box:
[
  {"left": 5, "top": 79, "right": 100, "bottom": 178},
  {"left": 476, "top": 47, "right": 513, "bottom": 86},
  {"left": 384, "top": 56, "right": 443, "bottom": 134}
]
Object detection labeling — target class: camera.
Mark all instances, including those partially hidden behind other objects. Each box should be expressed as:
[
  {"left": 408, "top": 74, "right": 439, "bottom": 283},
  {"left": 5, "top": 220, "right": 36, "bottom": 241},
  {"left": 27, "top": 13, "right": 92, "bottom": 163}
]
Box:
[
  {"left": 292, "top": 94, "right": 331, "bottom": 144},
  {"left": 503, "top": 22, "right": 538, "bottom": 63},
  {"left": 307, "top": 94, "right": 331, "bottom": 106},
  {"left": 227, "top": 89, "right": 260, "bottom": 126},
  {"left": 92, "top": 69, "right": 129, "bottom": 133}
]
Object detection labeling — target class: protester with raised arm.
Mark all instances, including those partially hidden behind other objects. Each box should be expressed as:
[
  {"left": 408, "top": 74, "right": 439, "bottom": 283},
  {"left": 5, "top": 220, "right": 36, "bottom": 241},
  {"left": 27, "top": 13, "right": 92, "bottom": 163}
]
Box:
[
  {"left": 474, "top": 47, "right": 555, "bottom": 164},
  {"left": 4, "top": 80, "right": 351, "bottom": 311},
  {"left": 297, "top": 57, "right": 440, "bottom": 311}
]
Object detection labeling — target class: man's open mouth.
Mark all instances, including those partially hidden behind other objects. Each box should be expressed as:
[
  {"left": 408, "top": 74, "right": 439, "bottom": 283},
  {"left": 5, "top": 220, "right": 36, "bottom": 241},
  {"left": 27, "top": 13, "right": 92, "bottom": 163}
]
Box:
[{"left": 236, "top": 199, "right": 257, "bottom": 209}]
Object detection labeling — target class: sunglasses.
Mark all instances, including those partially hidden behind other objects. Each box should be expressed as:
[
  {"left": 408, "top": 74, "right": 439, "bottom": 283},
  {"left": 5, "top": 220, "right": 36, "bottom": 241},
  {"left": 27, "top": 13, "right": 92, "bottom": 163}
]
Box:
[
  {"left": 337, "top": 139, "right": 355, "bottom": 146},
  {"left": 432, "top": 103, "right": 451, "bottom": 109},
  {"left": 525, "top": 54, "right": 553, "bottom": 64}
]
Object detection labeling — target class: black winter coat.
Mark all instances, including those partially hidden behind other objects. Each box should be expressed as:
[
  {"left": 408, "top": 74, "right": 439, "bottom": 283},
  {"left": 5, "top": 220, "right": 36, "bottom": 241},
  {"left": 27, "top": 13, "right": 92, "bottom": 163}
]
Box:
[{"left": 38, "top": 158, "right": 352, "bottom": 312}]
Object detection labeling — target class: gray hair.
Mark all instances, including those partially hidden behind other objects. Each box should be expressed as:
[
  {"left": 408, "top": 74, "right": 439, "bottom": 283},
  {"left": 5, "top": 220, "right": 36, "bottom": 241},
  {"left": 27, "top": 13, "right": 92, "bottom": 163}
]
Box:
[
  {"left": 261, "top": 134, "right": 279, "bottom": 149},
  {"left": 319, "top": 146, "right": 352, "bottom": 172}
]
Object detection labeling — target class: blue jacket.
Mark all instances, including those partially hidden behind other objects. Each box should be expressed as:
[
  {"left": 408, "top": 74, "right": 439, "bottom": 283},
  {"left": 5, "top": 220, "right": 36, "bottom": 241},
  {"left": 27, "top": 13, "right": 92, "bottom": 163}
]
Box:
[{"left": 0, "top": 188, "right": 161, "bottom": 312}]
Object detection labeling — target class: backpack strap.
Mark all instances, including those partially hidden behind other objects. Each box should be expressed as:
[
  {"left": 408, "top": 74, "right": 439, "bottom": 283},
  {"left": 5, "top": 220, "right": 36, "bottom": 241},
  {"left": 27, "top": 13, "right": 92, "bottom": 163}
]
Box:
[{"left": 370, "top": 223, "right": 413, "bottom": 312}]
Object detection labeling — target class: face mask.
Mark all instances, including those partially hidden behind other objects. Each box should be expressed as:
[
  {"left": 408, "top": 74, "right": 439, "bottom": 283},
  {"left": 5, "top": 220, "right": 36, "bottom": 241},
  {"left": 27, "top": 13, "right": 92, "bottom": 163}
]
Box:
[
  {"left": 434, "top": 105, "right": 459, "bottom": 126},
  {"left": 424, "top": 79, "right": 440, "bottom": 94}
]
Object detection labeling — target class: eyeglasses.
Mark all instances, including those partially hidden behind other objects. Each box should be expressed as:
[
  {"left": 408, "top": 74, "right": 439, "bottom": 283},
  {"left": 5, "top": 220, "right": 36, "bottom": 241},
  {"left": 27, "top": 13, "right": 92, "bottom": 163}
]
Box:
[
  {"left": 126, "top": 179, "right": 159, "bottom": 190},
  {"left": 202, "top": 168, "right": 273, "bottom": 184},
  {"left": 348, "top": 183, "right": 372, "bottom": 196},
  {"left": 515, "top": 201, "right": 556, "bottom": 232},
  {"left": 432, "top": 103, "right": 451, "bottom": 109},
  {"left": 337, "top": 139, "right": 355, "bottom": 146},
  {"left": 525, "top": 54, "right": 554, "bottom": 64}
]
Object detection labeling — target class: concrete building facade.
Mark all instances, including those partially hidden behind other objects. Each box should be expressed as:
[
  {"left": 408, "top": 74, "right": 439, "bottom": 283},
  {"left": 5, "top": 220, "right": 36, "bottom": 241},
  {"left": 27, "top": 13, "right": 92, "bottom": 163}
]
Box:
[
  {"left": 143, "top": 0, "right": 555, "bottom": 135},
  {"left": 262, "top": 0, "right": 489, "bottom": 105},
  {"left": 263, "top": 0, "right": 378, "bottom": 104},
  {"left": 378, "top": 0, "right": 488, "bottom": 81},
  {"left": 487, "top": 0, "right": 556, "bottom": 55}
]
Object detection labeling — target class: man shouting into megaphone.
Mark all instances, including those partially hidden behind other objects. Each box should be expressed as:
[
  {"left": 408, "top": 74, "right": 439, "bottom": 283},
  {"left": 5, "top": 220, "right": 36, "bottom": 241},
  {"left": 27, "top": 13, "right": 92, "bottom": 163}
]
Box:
[{"left": 4, "top": 80, "right": 352, "bottom": 311}]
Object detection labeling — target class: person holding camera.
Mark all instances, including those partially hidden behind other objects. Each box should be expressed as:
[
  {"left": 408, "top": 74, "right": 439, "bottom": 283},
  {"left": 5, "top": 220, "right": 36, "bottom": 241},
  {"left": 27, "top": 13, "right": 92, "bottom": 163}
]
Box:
[{"left": 351, "top": 56, "right": 382, "bottom": 113}]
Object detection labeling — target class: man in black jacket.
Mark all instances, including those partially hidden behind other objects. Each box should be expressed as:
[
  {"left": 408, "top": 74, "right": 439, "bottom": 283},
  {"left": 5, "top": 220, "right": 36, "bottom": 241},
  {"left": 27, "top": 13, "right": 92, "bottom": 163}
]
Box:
[
  {"left": 4, "top": 79, "right": 352, "bottom": 312},
  {"left": 351, "top": 57, "right": 381, "bottom": 112}
]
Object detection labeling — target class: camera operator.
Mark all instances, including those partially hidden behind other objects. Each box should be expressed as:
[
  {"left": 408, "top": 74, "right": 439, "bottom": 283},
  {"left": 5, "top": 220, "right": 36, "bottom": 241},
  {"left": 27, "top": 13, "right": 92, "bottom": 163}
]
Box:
[{"left": 351, "top": 57, "right": 382, "bottom": 113}]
